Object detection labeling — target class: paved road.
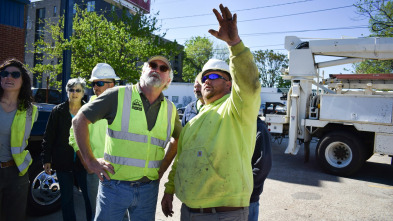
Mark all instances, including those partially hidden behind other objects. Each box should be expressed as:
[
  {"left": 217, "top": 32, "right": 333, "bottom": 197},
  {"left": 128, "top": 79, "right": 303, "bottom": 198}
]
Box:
[{"left": 27, "top": 138, "right": 393, "bottom": 221}]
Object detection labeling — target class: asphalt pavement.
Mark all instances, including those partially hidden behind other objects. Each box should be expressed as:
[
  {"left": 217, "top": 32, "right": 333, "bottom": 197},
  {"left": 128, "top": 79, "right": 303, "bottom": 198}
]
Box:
[{"left": 27, "top": 138, "right": 393, "bottom": 221}]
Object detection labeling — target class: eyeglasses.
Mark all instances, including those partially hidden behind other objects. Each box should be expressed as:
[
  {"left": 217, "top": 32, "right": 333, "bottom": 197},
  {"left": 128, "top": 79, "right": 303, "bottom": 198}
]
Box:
[
  {"left": 149, "top": 62, "right": 169, "bottom": 72},
  {"left": 201, "top": 73, "right": 228, "bottom": 83},
  {"left": 91, "top": 81, "right": 112, "bottom": 87},
  {"left": 0, "top": 71, "right": 21, "bottom": 79},
  {"left": 68, "top": 89, "right": 82, "bottom": 93}
]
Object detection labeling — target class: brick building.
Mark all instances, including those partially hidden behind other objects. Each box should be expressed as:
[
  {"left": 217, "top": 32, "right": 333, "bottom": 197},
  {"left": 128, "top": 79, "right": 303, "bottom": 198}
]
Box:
[{"left": 0, "top": 0, "right": 30, "bottom": 64}]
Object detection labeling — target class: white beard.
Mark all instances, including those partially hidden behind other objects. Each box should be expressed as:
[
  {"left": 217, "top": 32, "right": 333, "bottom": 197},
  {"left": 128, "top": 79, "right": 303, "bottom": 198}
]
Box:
[{"left": 141, "top": 71, "right": 162, "bottom": 88}]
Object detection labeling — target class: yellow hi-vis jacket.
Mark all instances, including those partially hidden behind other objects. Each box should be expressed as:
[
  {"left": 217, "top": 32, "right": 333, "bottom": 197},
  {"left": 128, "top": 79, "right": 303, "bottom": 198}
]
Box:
[
  {"left": 11, "top": 105, "right": 38, "bottom": 176},
  {"left": 104, "top": 85, "right": 176, "bottom": 181}
]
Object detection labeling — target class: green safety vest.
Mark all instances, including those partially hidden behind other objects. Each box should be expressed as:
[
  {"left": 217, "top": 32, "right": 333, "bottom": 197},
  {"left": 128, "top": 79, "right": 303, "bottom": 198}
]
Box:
[
  {"left": 104, "top": 85, "right": 176, "bottom": 181},
  {"left": 11, "top": 105, "right": 38, "bottom": 176}
]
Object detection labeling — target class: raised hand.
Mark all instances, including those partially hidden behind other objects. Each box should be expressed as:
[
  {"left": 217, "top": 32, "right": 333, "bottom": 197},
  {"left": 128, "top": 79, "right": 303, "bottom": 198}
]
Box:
[{"left": 208, "top": 4, "right": 241, "bottom": 46}]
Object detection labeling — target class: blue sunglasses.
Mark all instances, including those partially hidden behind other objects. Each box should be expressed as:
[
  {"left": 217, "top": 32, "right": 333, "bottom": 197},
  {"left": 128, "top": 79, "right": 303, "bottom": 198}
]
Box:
[{"left": 201, "top": 73, "right": 228, "bottom": 83}]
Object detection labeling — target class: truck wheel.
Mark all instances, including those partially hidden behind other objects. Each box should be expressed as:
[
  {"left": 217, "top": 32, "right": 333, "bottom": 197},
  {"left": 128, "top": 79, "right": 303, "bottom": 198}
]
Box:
[
  {"left": 27, "top": 162, "right": 61, "bottom": 216},
  {"left": 316, "top": 131, "right": 366, "bottom": 176}
]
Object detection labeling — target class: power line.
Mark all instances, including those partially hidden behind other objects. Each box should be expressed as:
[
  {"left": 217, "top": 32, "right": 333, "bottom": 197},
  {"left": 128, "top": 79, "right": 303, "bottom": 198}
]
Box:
[
  {"left": 159, "top": 0, "right": 316, "bottom": 20},
  {"left": 166, "top": 5, "right": 355, "bottom": 30},
  {"left": 167, "top": 25, "right": 369, "bottom": 41},
  {"left": 242, "top": 25, "right": 369, "bottom": 36}
]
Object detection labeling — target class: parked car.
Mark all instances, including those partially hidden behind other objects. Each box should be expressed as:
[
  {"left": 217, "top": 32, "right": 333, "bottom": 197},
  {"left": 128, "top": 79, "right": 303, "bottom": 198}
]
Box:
[{"left": 26, "top": 88, "right": 62, "bottom": 216}]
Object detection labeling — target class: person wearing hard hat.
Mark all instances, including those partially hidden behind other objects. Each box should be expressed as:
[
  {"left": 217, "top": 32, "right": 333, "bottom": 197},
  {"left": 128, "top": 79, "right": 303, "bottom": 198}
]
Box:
[
  {"left": 69, "top": 63, "right": 119, "bottom": 219},
  {"left": 71, "top": 56, "right": 182, "bottom": 220},
  {"left": 161, "top": 4, "right": 261, "bottom": 220}
]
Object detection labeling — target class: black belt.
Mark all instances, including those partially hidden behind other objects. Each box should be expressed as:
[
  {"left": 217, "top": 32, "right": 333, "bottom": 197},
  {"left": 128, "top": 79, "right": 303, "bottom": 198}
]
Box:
[{"left": 188, "top": 206, "right": 244, "bottom": 213}]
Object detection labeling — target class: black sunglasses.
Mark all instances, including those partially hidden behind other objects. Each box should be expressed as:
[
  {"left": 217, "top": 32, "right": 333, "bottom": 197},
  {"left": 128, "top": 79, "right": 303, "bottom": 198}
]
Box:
[
  {"left": 202, "top": 73, "right": 228, "bottom": 83},
  {"left": 91, "top": 81, "right": 112, "bottom": 87},
  {"left": 0, "top": 71, "right": 21, "bottom": 79},
  {"left": 68, "top": 89, "right": 82, "bottom": 93},
  {"left": 149, "top": 62, "right": 169, "bottom": 72}
]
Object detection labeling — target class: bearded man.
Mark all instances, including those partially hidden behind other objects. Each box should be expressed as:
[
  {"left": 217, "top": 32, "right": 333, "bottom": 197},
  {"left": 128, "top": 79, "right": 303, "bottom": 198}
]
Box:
[{"left": 72, "top": 56, "right": 182, "bottom": 221}]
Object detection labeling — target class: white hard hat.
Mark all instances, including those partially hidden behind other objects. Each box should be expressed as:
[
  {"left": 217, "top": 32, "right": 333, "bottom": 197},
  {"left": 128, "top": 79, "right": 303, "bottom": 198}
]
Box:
[
  {"left": 89, "top": 63, "right": 120, "bottom": 82},
  {"left": 197, "top": 59, "right": 230, "bottom": 84}
]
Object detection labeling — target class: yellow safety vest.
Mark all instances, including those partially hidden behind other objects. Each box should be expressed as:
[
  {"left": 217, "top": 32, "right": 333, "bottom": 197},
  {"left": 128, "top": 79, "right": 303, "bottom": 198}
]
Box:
[
  {"left": 104, "top": 85, "right": 176, "bottom": 181},
  {"left": 10, "top": 105, "right": 38, "bottom": 176}
]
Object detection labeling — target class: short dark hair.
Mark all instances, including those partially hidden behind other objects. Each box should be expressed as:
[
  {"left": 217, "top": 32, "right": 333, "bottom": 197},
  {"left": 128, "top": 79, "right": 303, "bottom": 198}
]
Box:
[{"left": 0, "top": 58, "right": 33, "bottom": 111}]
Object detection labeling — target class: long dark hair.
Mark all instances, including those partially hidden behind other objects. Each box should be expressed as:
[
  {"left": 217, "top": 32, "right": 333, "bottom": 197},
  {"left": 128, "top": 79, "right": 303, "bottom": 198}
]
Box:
[{"left": 0, "top": 58, "right": 33, "bottom": 111}]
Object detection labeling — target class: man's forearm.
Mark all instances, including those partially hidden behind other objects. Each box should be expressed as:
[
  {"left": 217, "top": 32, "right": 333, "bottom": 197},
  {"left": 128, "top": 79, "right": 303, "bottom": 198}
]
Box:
[{"left": 159, "top": 137, "right": 178, "bottom": 178}]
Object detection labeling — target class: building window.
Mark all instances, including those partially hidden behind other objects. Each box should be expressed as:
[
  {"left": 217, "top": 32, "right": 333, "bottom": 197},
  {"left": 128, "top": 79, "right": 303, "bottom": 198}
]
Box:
[
  {"left": 172, "top": 96, "right": 179, "bottom": 103},
  {"left": 87, "top": 1, "right": 95, "bottom": 12},
  {"left": 53, "top": 6, "right": 57, "bottom": 16},
  {"left": 35, "top": 8, "right": 46, "bottom": 41}
]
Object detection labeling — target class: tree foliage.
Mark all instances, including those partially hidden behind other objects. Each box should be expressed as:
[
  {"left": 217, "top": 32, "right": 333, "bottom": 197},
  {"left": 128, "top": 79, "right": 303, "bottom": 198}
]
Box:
[
  {"left": 182, "top": 36, "right": 213, "bottom": 82},
  {"left": 253, "top": 49, "right": 290, "bottom": 88},
  {"left": 353, "top": 0, "right": 393, "bottom": 73},
  {"left": 27, "top": 6, "right": 181, "bottom": 89}
]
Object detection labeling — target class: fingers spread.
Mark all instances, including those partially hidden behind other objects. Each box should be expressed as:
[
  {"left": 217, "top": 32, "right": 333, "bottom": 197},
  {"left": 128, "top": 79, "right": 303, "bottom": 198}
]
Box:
[{"left": 212, "top": 8, "right": 222, "bottom": 22}]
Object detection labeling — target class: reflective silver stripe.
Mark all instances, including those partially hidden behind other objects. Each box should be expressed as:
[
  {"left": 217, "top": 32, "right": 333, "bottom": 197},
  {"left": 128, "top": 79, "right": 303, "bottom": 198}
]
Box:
[
  {"left": 107, "top": 129, "right": 147, "bottom": 143},
  {"left": 165, "top": 98, "right": 173, "bottom": 147},
  {"left": 121, "top": 86, "right": 132, "bottom": 132},
  {"left": 18, "top": 152, "right": 32, "bottom": 172},
  {"left": 151, "top": 137, "right": 165, "bottom": 147},
  {"left": 104, "top": 153, "right": 162, "bottom": 168},
  {"left": 11, "top": 108, "right": 33, "bottom": 154}
]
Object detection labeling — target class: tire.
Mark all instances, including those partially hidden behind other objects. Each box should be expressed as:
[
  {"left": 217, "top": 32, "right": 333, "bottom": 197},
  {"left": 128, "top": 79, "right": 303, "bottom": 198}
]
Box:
[
  {"left": 316, "top": 131, "right": 366, "bottom": 176},
  {"left": 26, "top": 161, "right": 61, "bottom": 216}
]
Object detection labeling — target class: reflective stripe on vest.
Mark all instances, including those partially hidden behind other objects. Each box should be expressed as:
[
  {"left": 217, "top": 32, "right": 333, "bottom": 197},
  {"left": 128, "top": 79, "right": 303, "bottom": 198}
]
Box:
[{"left": 105, "top": 85, "right": 173, "bottom": 168}]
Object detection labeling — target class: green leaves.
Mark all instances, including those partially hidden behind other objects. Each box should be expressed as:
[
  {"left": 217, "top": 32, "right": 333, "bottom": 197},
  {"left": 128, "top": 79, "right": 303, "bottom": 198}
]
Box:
[
  {"left": 26, "top": 5, "right": 182, "bottom": 88},
  {"left": 253, "top": 49, "right": 289, "bottom": 88},
  {"left": 182, "top": 36, "right": 214, "bottom": 82}
]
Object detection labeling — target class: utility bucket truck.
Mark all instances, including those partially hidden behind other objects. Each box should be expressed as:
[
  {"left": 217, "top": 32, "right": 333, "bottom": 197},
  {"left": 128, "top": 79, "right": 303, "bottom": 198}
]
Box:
[{"left": 265, "top": 36, "right": 393, "bottom": 176}]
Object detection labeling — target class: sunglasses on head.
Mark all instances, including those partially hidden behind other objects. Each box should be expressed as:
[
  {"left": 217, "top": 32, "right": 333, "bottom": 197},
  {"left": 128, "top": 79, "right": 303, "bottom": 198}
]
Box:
[
  {"left": 201, "top": 73, "right": 228, "bottom": 83},
  {"left": 149, "top": 62, "right": 169, "bottom": 72},
  {"left": 68, "top": 89, "right": 82, "bottom": 93},
  {"left": 91, "top": 81, "right": 112, "bottom": 87},
  {"left": 0, "top": 71, "right": 21, "bottom": 79}
]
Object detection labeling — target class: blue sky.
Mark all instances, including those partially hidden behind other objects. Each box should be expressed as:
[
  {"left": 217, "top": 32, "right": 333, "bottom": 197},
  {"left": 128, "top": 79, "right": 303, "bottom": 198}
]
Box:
[{"left": 150, "top": 0, "right": 372, "bottom": 77}]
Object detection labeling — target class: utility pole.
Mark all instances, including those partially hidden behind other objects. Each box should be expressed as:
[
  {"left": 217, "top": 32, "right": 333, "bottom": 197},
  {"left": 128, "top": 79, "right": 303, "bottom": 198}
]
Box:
[{"left": 61, "top": 0, "right": 74, "bottom": 101}]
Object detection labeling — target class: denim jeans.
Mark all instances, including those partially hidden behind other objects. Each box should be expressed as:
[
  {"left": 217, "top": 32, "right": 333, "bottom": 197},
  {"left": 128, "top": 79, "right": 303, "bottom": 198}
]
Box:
[
  {"left": 86, "top": 173, "right": 99, "bottom": 219},
  {"left": 95, "top": 178, "right": 159, "bottom": 221},
  {"left": 248, "top": 201, "right": 260, "bottom": 221},
  {"left": 0, "top": 166, "right": 29, "bottom": 221},
  {"left": 57, "top": 170, "right": 92, "bottom": 221}
]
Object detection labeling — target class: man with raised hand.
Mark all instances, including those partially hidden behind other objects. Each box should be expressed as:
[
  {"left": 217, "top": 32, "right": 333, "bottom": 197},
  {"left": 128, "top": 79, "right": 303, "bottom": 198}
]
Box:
[{"left": 162, "top": 4, "right": 261, "bottom": 221}]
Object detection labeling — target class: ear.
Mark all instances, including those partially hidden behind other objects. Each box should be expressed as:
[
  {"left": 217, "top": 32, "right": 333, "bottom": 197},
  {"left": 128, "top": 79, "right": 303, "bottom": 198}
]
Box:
[{"left": 226, "top": 80, "right": 232, "bottom": 90}]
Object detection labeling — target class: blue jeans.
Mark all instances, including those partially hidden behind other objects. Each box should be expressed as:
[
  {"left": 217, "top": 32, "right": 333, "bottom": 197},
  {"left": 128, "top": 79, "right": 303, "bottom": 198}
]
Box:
[
  {"left": 95, "top": 178, "right": 159, "bottom": 221},
  {"left": 248, "top": 201, "right": 260, "bottom": 221},
  {"left": 0, "top": 166, "right": 29, "bottom": 221},
  {"left": 57, "top": 170, "right": 92, "bottom": 221},
  {"left": 86, "top": 173, "right": 99, "bottom": 219}
]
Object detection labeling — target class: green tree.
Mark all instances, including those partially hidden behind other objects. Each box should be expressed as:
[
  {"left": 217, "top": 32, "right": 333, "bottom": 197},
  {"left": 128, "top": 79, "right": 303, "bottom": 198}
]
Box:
[
  {"left": 353, "top": 0, "right": 393, "bottom": 73},
  {"left": 182, "top": 36, "right": 213, "bottom": 82},
  {"left": 27, "top": 6, "right": 181, "bottom": 89},
  {"left": 253, "top": 49, "right": 290, "bottom": 88}
]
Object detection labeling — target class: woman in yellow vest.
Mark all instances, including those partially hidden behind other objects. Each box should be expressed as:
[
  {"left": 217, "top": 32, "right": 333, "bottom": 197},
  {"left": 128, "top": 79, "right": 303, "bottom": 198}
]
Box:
[
  {"left": 42, "top": 77, "right": 91, "bottom": 221},
  {"left": 0, "top": 59, "right": 38, "bottom": 221}
]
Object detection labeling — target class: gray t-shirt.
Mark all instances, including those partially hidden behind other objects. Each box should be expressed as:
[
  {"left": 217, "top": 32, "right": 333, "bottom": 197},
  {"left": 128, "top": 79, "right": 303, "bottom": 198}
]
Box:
[
  {"left": 0, "top": 105, "right": 17, "bottom": 162},
  {"left": 80, "top": 84, "right": 182, "bottom": 139}
]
